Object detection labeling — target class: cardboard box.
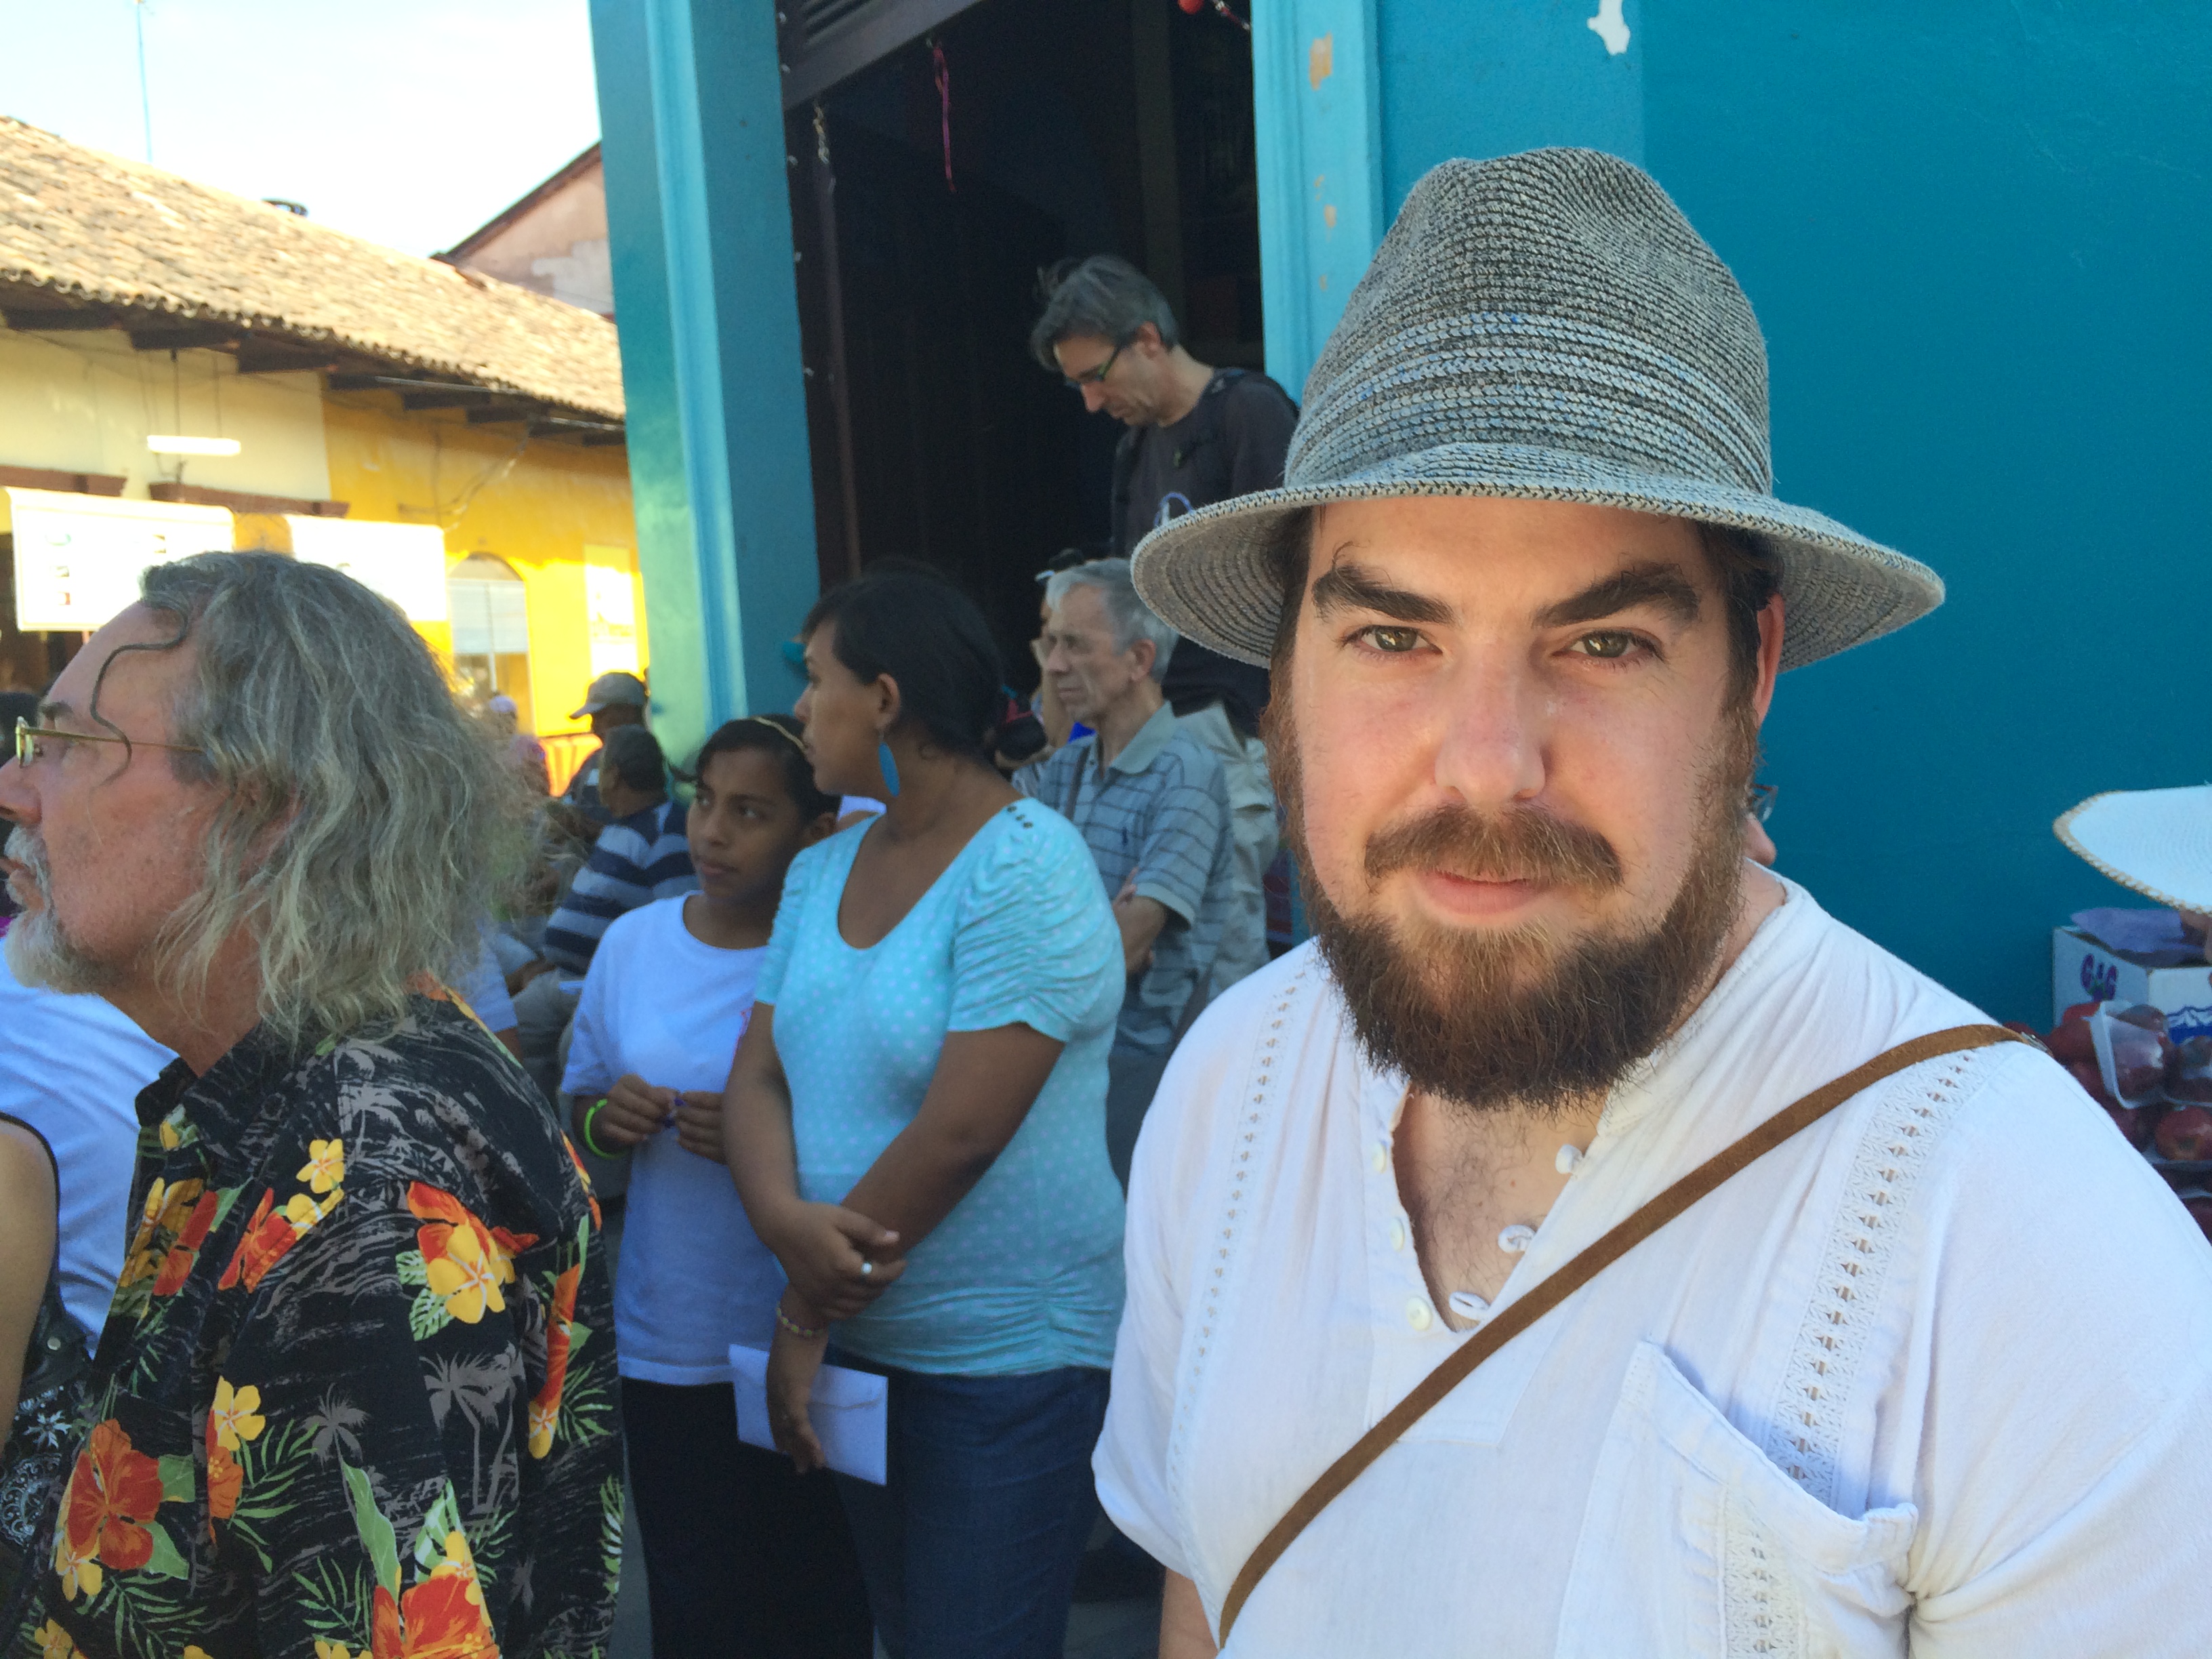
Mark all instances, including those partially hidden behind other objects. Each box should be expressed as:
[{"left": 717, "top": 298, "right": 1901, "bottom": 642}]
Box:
[{"left": 2053, "top": 927, "right": 2212, "bottom": 1040}]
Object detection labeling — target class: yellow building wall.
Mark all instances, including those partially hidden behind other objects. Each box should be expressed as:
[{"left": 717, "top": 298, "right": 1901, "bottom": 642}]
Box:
[
  {"left": 319, "top": 397, "right": 644, "bottom": 761},
  {"left": 0, "top": 330, "right": 331, "bottom": 531}
]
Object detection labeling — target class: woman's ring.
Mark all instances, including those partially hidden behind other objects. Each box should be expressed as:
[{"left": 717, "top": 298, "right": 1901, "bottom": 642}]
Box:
[{"left": 860, "top": 1260, "right": 874, "bottom": 1277}]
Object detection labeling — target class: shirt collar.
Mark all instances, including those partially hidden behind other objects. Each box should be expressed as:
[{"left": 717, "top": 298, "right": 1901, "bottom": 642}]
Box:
[{"left": 1105, "top": 700, "right": 1181, "bottom": 775}]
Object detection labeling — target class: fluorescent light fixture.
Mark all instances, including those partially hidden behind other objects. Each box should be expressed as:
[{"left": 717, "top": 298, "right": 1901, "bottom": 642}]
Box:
[{"left": 146, "top": 434, "right": 241, "bottom": 457}]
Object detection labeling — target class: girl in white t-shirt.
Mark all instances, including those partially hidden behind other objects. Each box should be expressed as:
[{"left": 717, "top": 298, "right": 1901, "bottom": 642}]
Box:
[{"left": 562, "top": 715, "right": 869, "bottom": 1658}]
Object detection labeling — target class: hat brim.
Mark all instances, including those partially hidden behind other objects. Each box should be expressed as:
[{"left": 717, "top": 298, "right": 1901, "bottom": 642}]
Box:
[
  {"left": 1129, "top": 442, "right": 1943, "bottom": 673},
  {"left": 2055, "top": 786, "right": 2212, "bottom": 914}
]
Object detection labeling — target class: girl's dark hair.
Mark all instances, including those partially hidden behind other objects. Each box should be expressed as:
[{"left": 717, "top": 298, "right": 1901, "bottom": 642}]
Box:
[
  {"left": 802, "top": 570, "right": 1008, "bottom": 764},
  {"left": 682, "top": 714, "right": 838, "bottom": 821}
]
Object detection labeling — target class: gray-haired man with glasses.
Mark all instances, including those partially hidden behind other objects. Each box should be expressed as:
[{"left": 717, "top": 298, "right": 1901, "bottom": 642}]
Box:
[{"left": 0, "top": 553, "right": 620, "bottom": 1658}]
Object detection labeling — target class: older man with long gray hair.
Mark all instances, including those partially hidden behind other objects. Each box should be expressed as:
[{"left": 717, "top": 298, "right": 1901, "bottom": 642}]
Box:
[{"left": 0, "top": 553, "right": 619, "bottom": 1658}]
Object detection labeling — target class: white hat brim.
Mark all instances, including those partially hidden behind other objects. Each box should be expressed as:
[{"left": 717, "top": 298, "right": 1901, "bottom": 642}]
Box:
[
  {"left": 1130, "top": 441, "right": 1944, "bottom": 673},
  {"left": 2055, "top": 785, "right": 2212, "bottom": 914}
]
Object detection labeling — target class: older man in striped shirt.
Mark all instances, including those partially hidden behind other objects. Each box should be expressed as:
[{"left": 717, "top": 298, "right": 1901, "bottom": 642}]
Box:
[{"left": 1019, "top": 558, "right": 1233, "bottom": 1189}]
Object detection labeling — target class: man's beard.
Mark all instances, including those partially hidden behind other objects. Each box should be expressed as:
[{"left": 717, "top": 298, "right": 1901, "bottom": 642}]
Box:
[
  {"left": 4, "top": 827, "right": 119, "bottom": 996},
  {"left": 1270, "top": 701, "right": 1757, "bottom": 1116}
]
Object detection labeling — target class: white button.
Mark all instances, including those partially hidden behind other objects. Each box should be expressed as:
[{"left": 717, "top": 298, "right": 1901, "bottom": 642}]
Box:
[
  {"left": 1406, "top": 1297, "right": 1433, "bottom": 1332},
  {"left": 1389, "top": 1218, "right": 1406, "bottom": 1251},
  {"left": 1555, "top": 1143, "right": 1585, "bottom": 1176},
  {"left": 1370, "top": 1142, "right": 1389, "bottom": 1174},
  {"left": 1498, "top": 1224, "right": 1536, "bottom": 1254},
  {"left": 1448, "top": 1290, "right": 1491, "bottom": 1324}
]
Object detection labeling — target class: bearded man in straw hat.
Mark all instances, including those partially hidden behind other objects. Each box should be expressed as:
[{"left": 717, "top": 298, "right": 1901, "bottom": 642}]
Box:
[
  {"left": 0, "top": 554, "right": 619, "bottom": 1657},
  {"left": 1095, "top": 150, "right": 2212, "bottom": 1657}
]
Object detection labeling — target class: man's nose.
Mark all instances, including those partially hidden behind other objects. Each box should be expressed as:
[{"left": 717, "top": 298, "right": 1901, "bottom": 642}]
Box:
[
  {"left": 0, "top": 756, "right": 38, "bottom": 827},
  {"left": 1430, "top": 653, "right": 1549, "bottom": 810},
  {"left": 792, "top": 687, "right": 813, "bottom": 724},
  {"left": 1081, "top": 384, "right": 1107, "bottom": 415}
]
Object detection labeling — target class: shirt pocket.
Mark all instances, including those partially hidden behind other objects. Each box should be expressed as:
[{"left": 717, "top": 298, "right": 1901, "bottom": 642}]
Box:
[{"left": 1557, "top": 1343, "right": 1916, "bottom": 1659}]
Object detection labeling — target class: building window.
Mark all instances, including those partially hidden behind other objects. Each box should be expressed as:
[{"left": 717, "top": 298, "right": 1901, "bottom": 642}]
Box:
[{"left": 447, "top": 553, "right": 531, "bottom": 711}]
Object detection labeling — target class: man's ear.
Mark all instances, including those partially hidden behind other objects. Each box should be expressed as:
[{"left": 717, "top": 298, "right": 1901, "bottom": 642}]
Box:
[
  {"left": 1128, "top": 637, "right": 1158, "bottom": 682},
  {"left": 1130, "top": 321, "right": 1166, "bottom": 358},
  {"left": 1748, "top": 591, "right": 1786, "bottom": 726},
  {"left": 801, "top": 810, "right": 840, "bottom": 848}
]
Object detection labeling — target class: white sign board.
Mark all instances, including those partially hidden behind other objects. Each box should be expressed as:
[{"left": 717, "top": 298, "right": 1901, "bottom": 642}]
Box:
[
  {"left": 6, "top": 489, "right": 234, "bottom": 632},
  {"left": 285, "top": 516, "right": 451, "bottom": 623}
]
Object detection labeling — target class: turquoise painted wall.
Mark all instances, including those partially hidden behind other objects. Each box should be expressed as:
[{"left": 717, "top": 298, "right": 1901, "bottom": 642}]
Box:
[
  {"left": 1254, "top": 0, "right": 2212, "bottom": 1021},
  {"left": 590, "top": 0, "right": 817, "bottom": 762}
]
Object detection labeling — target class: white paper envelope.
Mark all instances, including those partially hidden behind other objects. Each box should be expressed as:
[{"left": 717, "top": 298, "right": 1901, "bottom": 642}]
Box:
[{"left": 727, "top": 1344, "right": 889, "bottom": 1485}]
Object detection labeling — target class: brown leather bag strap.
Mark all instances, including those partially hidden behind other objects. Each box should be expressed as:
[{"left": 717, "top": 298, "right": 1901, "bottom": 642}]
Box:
[{"left": 1216, "top": 1022, "right": 2031, "bottom": 1641}]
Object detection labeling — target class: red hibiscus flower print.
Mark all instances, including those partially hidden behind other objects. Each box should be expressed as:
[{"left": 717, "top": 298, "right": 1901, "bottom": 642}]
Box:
[{"left": 54, "top": 1420, "right": 165, "bottom": 1599}]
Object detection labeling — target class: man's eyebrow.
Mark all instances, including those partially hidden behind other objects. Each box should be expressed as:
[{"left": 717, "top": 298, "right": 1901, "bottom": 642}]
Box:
[
  {"left": 1309, "top": 557, "right": 1455, "bottom": 626},
  {"left": 36, "top": 699, "right": 72, "bottom": 724},
  {"left": 1534, "top": 562, "right": 1703, "bottom": 630}
]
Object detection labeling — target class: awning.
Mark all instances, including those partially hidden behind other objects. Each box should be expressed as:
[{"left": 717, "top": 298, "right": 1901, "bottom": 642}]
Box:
[{"left": 4, "top": 487, "right": 232, "bottom": 631}]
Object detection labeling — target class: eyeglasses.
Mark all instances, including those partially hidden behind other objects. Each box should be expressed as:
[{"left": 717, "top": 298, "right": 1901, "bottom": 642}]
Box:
[
  {"left": 1061, "top": 340, "right": 1124, "bottom": 391},
  {"left": 14, "top": 717, "right": 204, "bottom": 767},
  {"left": 1746, "top": 782, "right": 1778, "bottom": 823}
]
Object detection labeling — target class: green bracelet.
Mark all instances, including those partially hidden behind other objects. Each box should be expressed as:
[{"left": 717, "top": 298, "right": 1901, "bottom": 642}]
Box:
[{"left": 581, "top": 1098, "right": 617, "bottom": 1160}]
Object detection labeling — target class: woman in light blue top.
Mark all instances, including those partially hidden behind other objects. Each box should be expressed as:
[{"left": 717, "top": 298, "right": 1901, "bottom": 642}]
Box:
[{"left": 724, "top": 570, "right": 1125, "bottom": 1659}]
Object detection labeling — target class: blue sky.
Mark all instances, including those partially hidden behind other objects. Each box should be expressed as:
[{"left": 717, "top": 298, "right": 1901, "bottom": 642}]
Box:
[{"left": 0, "top": 0, "right": 602, "bottom": 255}]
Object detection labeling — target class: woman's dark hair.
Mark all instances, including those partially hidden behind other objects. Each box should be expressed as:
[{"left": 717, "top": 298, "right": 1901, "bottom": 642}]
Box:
[
  {"left": 802, "top": 571, "right": 1008, "bottom": 764},
  {"left": 682, "top": 714, "right": 838, "bottom": 821}
]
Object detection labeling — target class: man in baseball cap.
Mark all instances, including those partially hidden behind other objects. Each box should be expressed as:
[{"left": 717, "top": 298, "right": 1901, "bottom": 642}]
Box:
[
  {"left": 1097, "top": 149, "right": 2212, "bottom": 1655},
  {"left": 562, "top": 671, "right": 649, "bottom": 817}
]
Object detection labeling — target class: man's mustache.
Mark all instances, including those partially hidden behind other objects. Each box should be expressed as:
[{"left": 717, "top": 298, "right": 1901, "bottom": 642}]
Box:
[
  {"left": 1364, "top": 802, "right": 1622, "bottom": 891},
  {"left": 3, "top": 825, "right": 49, "bottom": 898}
]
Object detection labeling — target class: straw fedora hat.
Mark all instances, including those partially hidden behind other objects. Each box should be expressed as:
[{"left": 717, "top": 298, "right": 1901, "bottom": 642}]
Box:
[
  {"left": 2055, "top": 786, "right": 2212, "bottom": 914},
  {"left": 1131, "top": 148, "right": 1943, "bottom": 671}
]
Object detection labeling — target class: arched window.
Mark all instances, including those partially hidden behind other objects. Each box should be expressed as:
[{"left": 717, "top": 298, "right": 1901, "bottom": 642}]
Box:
[{"left": 447, "top": 554, "right": 532, "bottom": 712}]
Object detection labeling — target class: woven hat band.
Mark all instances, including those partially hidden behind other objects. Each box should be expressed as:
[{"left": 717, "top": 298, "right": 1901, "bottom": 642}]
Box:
[{"left": 1291, "top": 312, "right": 1772, "bottom": 497}]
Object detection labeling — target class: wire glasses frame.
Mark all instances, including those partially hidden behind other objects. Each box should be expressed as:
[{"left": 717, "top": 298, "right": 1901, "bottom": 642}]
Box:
[
  {"left": 1060, "top": 338, "right": 1125, "bottom": 391},
  {"left": 14, "top": 717, "right": 204, "bottom": 767},
  {"left": 1746, "top": 781, "right": 1778, "bottom": 824}
]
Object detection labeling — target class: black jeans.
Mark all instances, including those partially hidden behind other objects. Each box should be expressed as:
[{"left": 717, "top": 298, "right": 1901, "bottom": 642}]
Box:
[{"left": 621, "top": 1378, "right": 873, "bottom": 1659}]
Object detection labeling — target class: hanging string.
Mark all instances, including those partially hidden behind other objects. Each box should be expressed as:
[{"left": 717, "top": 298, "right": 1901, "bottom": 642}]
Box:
[{"left": 929, "top": 37, "right": 955, "bottom": 192}]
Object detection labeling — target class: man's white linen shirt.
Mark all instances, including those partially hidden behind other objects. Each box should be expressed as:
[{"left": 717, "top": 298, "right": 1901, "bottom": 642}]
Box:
[{"left": 1096, "top": 876, "right": 2212, "bottom": 1656}]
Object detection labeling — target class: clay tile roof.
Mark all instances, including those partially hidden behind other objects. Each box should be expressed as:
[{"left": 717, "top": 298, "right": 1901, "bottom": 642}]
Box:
[{"left": 0, "top": 116, "right": 624, "bottom": 422}]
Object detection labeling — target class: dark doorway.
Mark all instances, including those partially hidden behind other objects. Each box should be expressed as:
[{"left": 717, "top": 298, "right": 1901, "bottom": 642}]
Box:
[{"left": 782, "top": 0, "right": 1264, "bottom": 691}]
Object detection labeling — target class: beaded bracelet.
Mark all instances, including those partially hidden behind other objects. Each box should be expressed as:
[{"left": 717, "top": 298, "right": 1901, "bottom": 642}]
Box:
[
  {"left": 775, "top": 1306, "right": 827, "bottom": 1340},
  {"left": 581, "top": 1098, "right": 617, "bottom": 1161}
]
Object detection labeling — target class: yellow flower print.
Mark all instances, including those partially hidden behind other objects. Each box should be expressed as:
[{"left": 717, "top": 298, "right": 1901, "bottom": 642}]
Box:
[
  {"left": 34, "top": 1620, "right": 79, "bottom": 1659},
  {"left": 184, "top": 1649, "right": 215, "bottom": 1659},
  {"left": 157, "top": 1117, "right": 181, "bottom": 1151},
  {"left": 314, "top": 1643, "right": 360, "bottom": 1659},
  {"left": 424, "top": 1223, "right": 504, "bottom": 1324},
  {"left": 284, "top": 1189, "right": 344, "bottom": 1229},
  {"left": 296, "top": 1139, "right": 344, "bottom": 1194},
  {"left": 50, "top": 1530, "right": 99, "bottom": 1602},
  {"left": 208, "top": 1378, "right": 265, "bottom": 1451}
]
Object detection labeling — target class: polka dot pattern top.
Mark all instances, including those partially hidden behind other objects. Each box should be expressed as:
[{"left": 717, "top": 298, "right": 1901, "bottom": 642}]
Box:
[{"left": 757, "top": 800, "right": 1128, "bottom": 1374}]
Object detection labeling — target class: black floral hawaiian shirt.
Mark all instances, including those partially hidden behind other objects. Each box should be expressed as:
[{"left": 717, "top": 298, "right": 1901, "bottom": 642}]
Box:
[{"left": 3, "top": 993, "right": 621, "bottom": 1659}]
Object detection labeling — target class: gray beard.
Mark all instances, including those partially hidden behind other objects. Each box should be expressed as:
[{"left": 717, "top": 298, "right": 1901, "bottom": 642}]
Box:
[
  {"left": 4, "top": 827, "right": 119, "bottom": 996},
  {"left": 1269, "top": 705, "right": 1757, "bottom": 1116}
]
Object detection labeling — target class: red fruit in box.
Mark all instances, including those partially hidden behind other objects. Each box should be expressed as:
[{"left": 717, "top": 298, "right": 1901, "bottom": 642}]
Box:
[
  {"left": 2184, "top": 1195, "right": 2212, "bottom": 1248},
  {"left": 2042, "top": 1020, "right": 2095, "bottom": 1064},
  {"left": 2066, "top": 1058, "right": 2116, "bottom": 1107},
  {"left": 2169, "top": 1037, "right": 2212, "bottom": 1103},
  {"left": 2155, "top": 1105, "right": 2212, "bottom": 1161}
]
